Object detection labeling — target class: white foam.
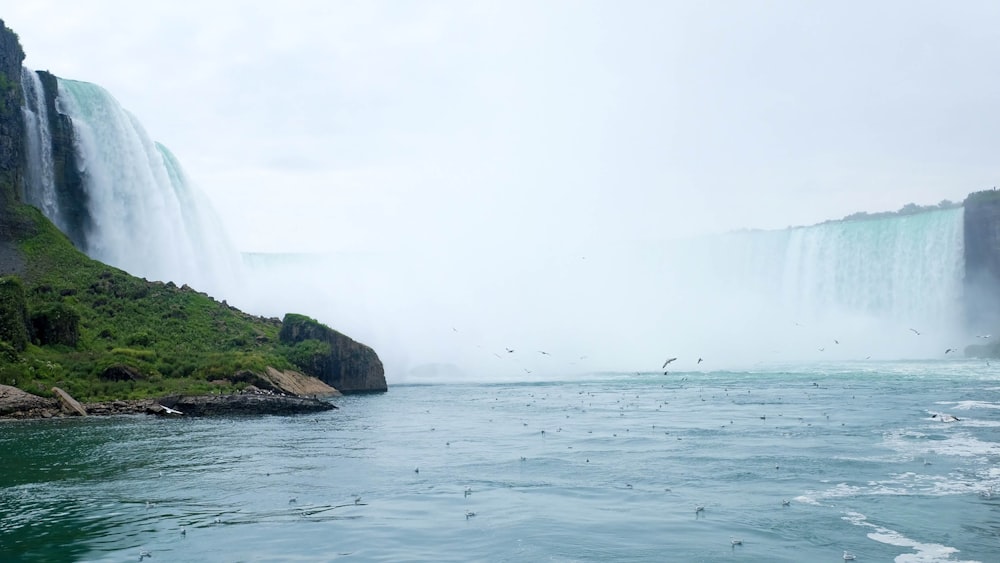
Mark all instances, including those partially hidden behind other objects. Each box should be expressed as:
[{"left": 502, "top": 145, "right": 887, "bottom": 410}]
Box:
[
  {"left": 882, "top": 429, "right": 1000, "bottom": 459},
  {"left": 842, "top": 511, "right": 981, "bottom": 563},
  {"left": 938, "top": 400, "right": 1000, "bottom": 411}
]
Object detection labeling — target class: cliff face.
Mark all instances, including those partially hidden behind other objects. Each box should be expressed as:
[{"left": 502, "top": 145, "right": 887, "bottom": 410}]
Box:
[
  {"left": 963, "top": 191, "right": 1000, "bottom": 332},
  {"left": 36, "top": 71, "right": 90, "bottom": 250},
  {"left": 279, "top": 314, "right": 387, "bottom": 393},
  {"left": 0, "top": 19, "right": 25, "bottom": 232}
]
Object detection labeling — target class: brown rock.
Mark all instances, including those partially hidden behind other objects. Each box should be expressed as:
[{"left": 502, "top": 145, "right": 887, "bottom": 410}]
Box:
[
  {"left": 261, "top": 366, "right": 342, "bottom": 397},
  {"left": 51, "top": 386, "right": 87, "bottom": 416},
  {"left": 0, "top": 384, "right": 58, "bottom": 417}
]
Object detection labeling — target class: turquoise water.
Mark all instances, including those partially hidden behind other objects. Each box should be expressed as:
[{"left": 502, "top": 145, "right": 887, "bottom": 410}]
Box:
[{"left": 2, "top": 361, "right": 999, "bottom": 562}]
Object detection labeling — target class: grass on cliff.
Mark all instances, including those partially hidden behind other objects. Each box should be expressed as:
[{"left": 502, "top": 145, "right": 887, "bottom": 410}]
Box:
[{"left": 0, "top": 204, "right": 302, "bottom": 402}]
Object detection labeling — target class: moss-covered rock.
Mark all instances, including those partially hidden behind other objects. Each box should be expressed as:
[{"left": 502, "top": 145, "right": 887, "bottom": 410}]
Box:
[
  {"left": 30, "top": 301, "right": 79, "bottom": 346},
  {"left": 0, "top": 276, "right": 29, "bottom": 351},
  {"left": 279, "top": 313, "right": 386, "bottom": 393}
]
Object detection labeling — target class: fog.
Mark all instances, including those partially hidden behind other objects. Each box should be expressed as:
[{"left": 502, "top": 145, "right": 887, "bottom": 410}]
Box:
[{"left": 229, "top": 218, "right": 969, "bottom": 383}]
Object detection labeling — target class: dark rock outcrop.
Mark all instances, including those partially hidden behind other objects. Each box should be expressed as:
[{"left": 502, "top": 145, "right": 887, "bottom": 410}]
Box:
[
  {"left": 963, "top": 190, "right": 1000, "bottom": 332},
  {"left": 279, "top": 313, "right": 387, "bottom": 393},
  {"left": 30, "top": 301, "right": 80, "bottom": 346},
  {"left": 0, "top": 275, "right": 29, "bottom": 350},
  {"left": 156, "top": 393, "right": 336, "bottom": 416},
  {"left": 0, "top": 19, "right": 24, "bottom": 209},
  {"left": 0, "top": 19, "right": 32, "bottom": 247},
  {"left": 36, "top": 70, "right": 90, "bottom": 250},
  {"left": 99, "top": 363, "right": 144, "bottom": 382}
]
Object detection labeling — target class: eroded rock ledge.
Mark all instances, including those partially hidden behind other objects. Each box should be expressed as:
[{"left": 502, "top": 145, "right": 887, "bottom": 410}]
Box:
[{"left": 155, "top": 393, "right": 335, "bottom": 417}]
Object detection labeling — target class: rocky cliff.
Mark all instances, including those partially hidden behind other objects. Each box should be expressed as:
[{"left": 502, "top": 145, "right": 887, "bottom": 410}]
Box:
[
  {"left": 280, "top": 313, "right": 387, "bottom": 393},
  {"left": 963, "top": 190, "right": 1000, "bottom": 333},
  {"left": 0, "top": 19, "right": 25, "bottom": 240}
]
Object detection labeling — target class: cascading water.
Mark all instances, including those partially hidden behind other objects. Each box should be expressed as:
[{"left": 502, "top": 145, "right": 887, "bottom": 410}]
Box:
[
  {"left": 238, "top": 207, "right": 968, "bottom": 379},
  {"left": 694, "top": 207, "right": 965, "bottom": 326},
  {"left": 22, "top": 76, "right": 243, "bottom": 298},
  {"left": 19, "top": 68, "right": 60, "bottom": 229}
]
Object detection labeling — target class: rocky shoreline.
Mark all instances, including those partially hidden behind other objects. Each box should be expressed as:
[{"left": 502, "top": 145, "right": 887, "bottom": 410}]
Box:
[{"left": 0, "top": 384, "right": 338, "bottom": 420}]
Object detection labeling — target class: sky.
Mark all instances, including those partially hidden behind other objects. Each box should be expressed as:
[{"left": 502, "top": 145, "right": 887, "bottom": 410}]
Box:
[
  {"left": 3, "top": 0, "right": 995, "bottom": 255},
  {"left": 0, "top": 1, "right": 995, "bottom": 379}
]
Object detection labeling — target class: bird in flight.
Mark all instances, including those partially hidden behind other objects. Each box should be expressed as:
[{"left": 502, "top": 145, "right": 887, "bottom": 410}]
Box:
[
  {"left": 662, "top": 357, "right": 678, "bottom": 368},
  {"left": 697, "top": 357, "right": 703, "bottom": 364},
  {"left": 909, "top": 328, "right": 921, "bottom": 335},
  {"left": 945, "top": 348, "right": 955, "bottom": 354}
]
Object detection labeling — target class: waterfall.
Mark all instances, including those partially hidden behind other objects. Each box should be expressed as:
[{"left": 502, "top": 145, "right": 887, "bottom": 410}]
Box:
[
  {"left": 239, "top": 209, "right": 968, "bottom": 378},
  {"left": 19, "top": 68, "right": 60, "bottom": 229},
  {"left": 695, "top": 207, "right": 965, "bottom": 328},
  {"left": 28, "top": 77, "right": 243, "bottom": 297}
]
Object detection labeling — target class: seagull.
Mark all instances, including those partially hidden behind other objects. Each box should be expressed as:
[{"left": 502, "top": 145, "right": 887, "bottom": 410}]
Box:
[
  {"left": 464, "top": 487, "right": 472, "bottom": 498},
  {"left": 978, "top": 334, "right": 992, "bottom": 339},
  {"left": 697, "top": 357, "right": 703, "bottom": 364},
  {"left": 139, "top": 551, "right": 152, "bottom": 561},
  {"left": 538, "top": 351, "right": 549, "bottom": 355},
  {"left": 945, "top": 348, "right": 955, "bottom": 354},
  {"left": 181, "top": 527, "right": 186, "bottom": 536},
  {"left": 731, "top": 537, "right": 743, "bottom": 546},
  {"left": 354, "top": 496, "right": 362, "bottom": 505},
  {"left": 909, "top": 328, "right": 921, "bottom": 335},
  {"left": 781, "top": 499, "right": 791, "bottom": 506},
  {"left": 695, "top": 505, "right": 705, "bottom": 513},
  {"left": 931, "top": 413, "right": 960, "bottom": 422},
  {"left": 662, "top": 357, "right": 677, "bottom": 368},
  {"left": 843, "top": 551, "right": 856, "bottom": 560},
  {"left": 505, "top": 348, "right": 514, "bottom": 353},
  {"left": 465, "top": 511, "right": 476, "bottom": 519}
]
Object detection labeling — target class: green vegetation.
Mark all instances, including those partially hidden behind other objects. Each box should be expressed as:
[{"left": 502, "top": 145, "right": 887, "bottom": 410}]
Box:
[
  {"left": 964, "top": 189, "right": 1000, "bottom": 205},
  {"left": 0, "top": 204, "right": 306, "bottom": 402},
  {"left": 836, "top": 199, "right": 960, "bottom": 224}
]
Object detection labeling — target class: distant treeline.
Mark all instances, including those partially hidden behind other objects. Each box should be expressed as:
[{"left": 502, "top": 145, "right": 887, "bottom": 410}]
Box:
[{"left": 833, "top": 198, "right": 961, "bottom": 224}]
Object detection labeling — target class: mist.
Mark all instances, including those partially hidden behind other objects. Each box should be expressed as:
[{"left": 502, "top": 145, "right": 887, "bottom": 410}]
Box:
[{"left": 228, "top": 208, "right": 969, "bottom": 384}]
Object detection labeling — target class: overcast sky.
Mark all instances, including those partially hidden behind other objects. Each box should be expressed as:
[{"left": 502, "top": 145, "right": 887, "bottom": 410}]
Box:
[
  {"left": 2, "top": 2, "right": 995, "bottom": 378},
  {"left": 3, "top": 0, "right": 995, "bottom": 254}
]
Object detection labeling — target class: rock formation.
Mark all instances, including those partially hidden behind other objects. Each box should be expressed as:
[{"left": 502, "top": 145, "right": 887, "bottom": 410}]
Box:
[
  {"left": 51, "top": 386, "right": 87, "bottom": 416},
  {"left": 964, "top": 190, "right": 1000, "bottom": 333},
  {"left": 0, "top": 383, "right": 57, "bottom": 417},
  {"left": 156, "top": 392, "right": 336, "bottom": 416},
  {"left": 279, "top": 313, "right": 387, "bottom": 393}
]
